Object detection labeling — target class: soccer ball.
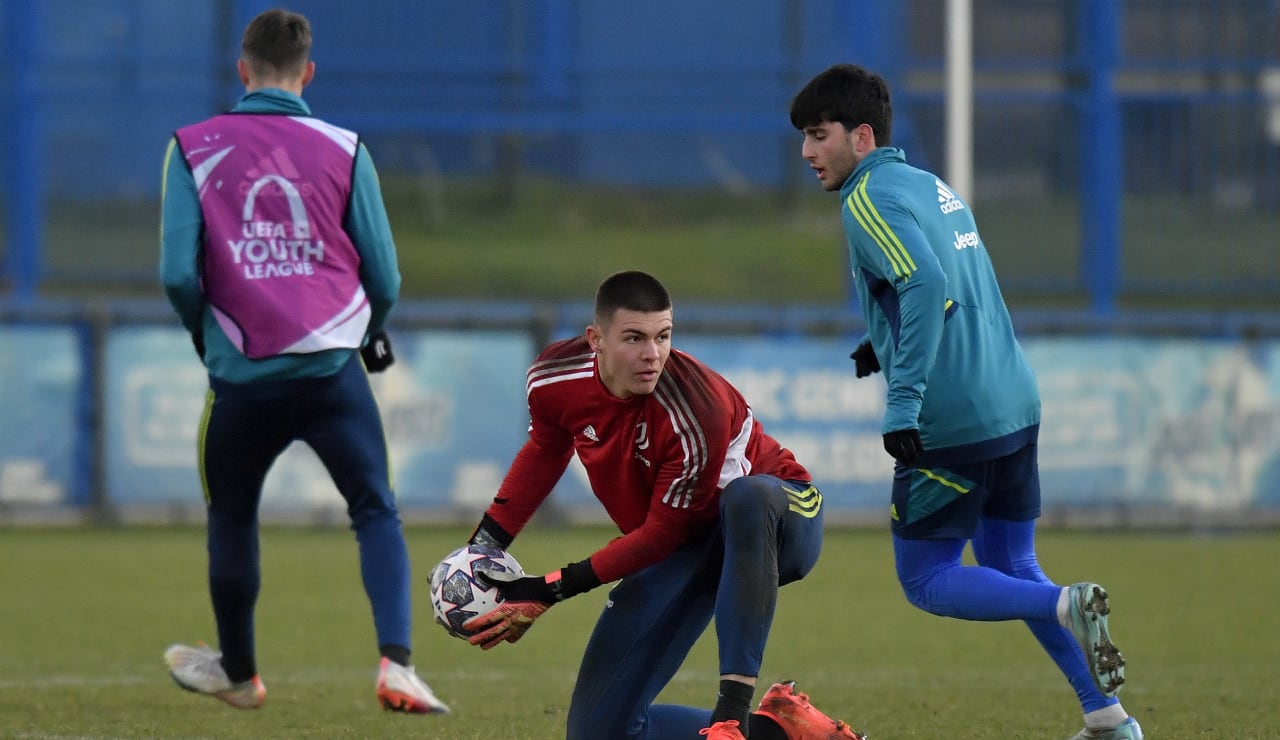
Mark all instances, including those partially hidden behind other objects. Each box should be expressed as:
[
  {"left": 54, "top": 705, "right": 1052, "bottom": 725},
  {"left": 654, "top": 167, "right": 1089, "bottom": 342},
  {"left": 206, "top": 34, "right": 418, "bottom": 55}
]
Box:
[{"left": 429, "top": 544, "right": 525, "bottom": 639}]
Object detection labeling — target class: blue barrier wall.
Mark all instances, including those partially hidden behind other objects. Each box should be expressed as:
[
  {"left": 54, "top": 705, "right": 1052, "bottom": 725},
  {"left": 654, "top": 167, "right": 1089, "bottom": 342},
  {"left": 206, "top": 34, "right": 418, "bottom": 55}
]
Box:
[
  {"left": 3, "top": 317, "right": 1278, "bottom": 522},
  {"left": 0, "top": 325, "right": 87, "bottom": 507},
  {"left": 101, "top": 326, "right": 535, "bottom": 512}
]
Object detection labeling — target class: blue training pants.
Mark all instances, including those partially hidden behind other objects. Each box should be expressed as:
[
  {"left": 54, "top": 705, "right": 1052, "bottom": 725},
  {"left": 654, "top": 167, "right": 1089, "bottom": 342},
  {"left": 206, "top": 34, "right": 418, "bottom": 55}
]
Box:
[
  {"left": 200, "top": 355, "right": 411, "bottom": 666},
  {"left": 565, "top": 475, "right": 824, "bottom": 740}
]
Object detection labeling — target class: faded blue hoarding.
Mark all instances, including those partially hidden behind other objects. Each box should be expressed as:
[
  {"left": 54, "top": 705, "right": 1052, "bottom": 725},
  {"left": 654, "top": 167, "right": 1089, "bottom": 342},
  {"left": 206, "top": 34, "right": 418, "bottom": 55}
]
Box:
[
  {"left": 541, "top": 334, "right": 1280, "bottom": 515},
  {"left": 103, "top": 327, "right": 535, "bottom": 513},
  {"left": 0, "top": 325, "right": 85, "bottom": 507},
  {"left": 1026, "top": 337, "right": 1280, "bottom": 509},
  {"left": 95, "top": 328, "right": 1280, "bottom": 516},
  {"left": 103, "top": 328, "right": 209, "bottom": 504}
]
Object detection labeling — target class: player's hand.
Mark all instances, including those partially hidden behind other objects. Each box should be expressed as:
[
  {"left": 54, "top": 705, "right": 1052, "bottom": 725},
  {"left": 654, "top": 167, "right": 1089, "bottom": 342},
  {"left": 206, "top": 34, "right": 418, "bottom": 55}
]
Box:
[
  {"left": 850, "top": 340, "right": 880, "bottom": 378},
  {"left": 883, "top": 428, "right": 924, "bottom": 467},
  {"left": 191, "top": 331, "right": 206, "bottom": 363},
  {"left": 463, "top": 571, "right": 556, "bottom": 650},
  {"left": 361, "top": 330, "right": 395, "bottom": 372}
]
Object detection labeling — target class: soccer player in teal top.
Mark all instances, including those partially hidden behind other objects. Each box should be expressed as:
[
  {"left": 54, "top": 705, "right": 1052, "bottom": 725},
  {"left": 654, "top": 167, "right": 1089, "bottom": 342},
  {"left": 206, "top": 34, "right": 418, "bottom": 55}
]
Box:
[{"left": 790, "top": 64, "right": 1143, "bottom": 740}]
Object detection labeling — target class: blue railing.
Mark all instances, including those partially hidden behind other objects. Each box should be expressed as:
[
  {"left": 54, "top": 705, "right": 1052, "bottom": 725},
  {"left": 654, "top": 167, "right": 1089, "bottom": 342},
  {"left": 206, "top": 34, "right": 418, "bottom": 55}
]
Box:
[{"left": 2, "top": 0, "right": 1278, "bottom": 313}]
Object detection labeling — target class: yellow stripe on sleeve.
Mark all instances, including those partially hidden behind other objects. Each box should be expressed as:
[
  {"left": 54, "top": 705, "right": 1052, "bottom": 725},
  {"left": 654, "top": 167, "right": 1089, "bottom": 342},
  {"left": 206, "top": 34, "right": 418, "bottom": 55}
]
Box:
[
  {"left": 855, "top": 175, "right": 918, "bottom": 273},
  {"left": 846, "top": 173, "right": 918, "bottom": 279},
  {"left": 160, "top": 137, "right": 177, "bottom": 240},
  {"left": 846, "top": 191, "right": 907, "bottom": 278}
]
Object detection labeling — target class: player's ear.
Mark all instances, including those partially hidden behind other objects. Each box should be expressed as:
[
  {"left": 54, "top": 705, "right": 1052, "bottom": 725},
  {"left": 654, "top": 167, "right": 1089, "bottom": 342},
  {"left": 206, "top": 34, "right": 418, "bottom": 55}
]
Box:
[
  {"left": 855, "top": 122, "right": 876, "bottom": 152},
  {"left": 585, "top": 325, "right": 601, "bottom": 352}
]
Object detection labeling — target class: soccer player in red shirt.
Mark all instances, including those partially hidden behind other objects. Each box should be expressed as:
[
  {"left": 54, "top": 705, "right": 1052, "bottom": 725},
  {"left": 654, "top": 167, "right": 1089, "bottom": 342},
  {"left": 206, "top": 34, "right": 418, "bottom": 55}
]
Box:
[{"left": 460, "top": 271, "right": 866, "bottom": 739}]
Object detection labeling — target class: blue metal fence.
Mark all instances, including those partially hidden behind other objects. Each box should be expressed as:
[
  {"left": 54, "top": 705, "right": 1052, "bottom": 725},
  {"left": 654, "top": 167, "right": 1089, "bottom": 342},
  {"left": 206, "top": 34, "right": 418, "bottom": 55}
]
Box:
[{"left": 2, "top": 0, "right": 1278, "bottom": 308}]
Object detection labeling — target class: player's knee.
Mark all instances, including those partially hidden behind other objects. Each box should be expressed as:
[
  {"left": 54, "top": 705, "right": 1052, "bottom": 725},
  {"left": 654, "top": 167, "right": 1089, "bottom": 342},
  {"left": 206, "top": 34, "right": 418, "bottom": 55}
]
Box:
[
  {"left": 719, "top": 477, "right": 783, "bottom": 533},
  {"left": 899, "top": 576, "right": 933, "bottom": 612},
  {"left": 566, "top": 705, "right": 629, "bottom": 740},
  {"left": 1006, "top": 558, "right": 1051, "bottom": 583},
  {"left": 897, "top": 564, "right": 953, "bottom": 615},
  {"left": 348, "top": 496, "right": 400, "bottom": 527},
  {"left": 974, "top": 547, "right": 1048, "bottom": 583}
]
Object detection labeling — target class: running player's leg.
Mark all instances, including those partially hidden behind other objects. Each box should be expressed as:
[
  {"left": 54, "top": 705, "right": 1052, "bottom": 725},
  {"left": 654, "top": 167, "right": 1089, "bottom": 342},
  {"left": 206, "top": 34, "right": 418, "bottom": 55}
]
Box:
[
  {"left": 892, "top": 459, "right": 1061, "bottom": 621},
  {"left": 565, "top": 535, "right": 721, "bottom": 740},
  {"left": 973, "top": 444, "right": 1133, "bottom": 731},
  {"left": 299, "top": 357, "right": 411, "bottom": 655},
  {"left": 973, "top": 516, "right": 1123, "bottom": 714},
  {"left": 201, "top": 381, "right": 293, "bottom": 682}
]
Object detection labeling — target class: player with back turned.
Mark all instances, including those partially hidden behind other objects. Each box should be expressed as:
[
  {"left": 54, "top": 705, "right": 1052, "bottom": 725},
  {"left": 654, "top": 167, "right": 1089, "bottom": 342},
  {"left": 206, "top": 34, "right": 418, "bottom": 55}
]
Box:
[
  {"left": 790, "top": 63, "right": 1143, "bottom": 739},
  {"left": 459, "top": 270, "right": 867, "bottom": 740},
  {"left": 158, "top": 7, "right": 447, "bottom": 716}
]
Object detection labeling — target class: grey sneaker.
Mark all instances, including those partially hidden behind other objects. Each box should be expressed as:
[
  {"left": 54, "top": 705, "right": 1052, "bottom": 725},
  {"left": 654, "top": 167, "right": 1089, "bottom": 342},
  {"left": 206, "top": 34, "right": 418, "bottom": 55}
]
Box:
[
  {"left": 1067, "top": 716, "right": 1144, "bottom": 739},
  {"left": 164, "top": 643, "right": 265, "bottom": 709},
  {"left": 1067, "top": 582, "right": 1126, "bottom": 696}
]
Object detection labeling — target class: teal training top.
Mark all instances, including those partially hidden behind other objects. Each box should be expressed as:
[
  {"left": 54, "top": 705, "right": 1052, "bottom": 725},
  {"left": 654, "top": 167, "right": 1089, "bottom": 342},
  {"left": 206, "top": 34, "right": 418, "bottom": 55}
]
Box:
[
  {"left": 159, "top": 88, "right": 401, "bottom": 384},
  {"left": 839, "top": 147, "right": 1040, "bottom": 458}
]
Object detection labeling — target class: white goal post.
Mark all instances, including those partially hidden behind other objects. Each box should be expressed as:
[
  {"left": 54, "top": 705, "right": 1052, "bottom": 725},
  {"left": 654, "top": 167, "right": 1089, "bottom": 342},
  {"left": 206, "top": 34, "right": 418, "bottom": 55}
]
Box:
[{"left": 946, "top": 0, "right": 974, "bottom": 203}]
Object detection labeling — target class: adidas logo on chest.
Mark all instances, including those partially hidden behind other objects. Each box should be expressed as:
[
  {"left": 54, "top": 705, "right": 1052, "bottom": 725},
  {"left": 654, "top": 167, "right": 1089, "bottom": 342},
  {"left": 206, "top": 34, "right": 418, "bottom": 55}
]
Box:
[{"left": 936, "top": 179, "right": 965, "bottom": 214}]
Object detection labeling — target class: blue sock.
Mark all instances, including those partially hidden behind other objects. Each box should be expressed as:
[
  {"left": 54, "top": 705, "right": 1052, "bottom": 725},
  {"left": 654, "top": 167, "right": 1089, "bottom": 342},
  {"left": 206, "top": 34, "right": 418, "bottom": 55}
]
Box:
[{"left": 972, "top": 518, "right": 1118, "bottom": 712}]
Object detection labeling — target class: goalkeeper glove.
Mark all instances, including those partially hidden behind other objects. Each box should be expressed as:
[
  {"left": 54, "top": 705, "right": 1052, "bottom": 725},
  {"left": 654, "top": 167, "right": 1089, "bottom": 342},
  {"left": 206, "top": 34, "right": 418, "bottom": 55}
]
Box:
[
  {"left": 883, "top": 428, "right": 924, "bottom": 467},
  {"left": 463, "top": 559, "right": 602, "bottom": 650},
  {"left": 361, "top": 330, "right": 395, "bottom": 373},
  {"left": 463, "top": 571, "right": 555, "bottom": 649},
  {"left": 850, "top": 340, "right": 880, "bottom": 378}
]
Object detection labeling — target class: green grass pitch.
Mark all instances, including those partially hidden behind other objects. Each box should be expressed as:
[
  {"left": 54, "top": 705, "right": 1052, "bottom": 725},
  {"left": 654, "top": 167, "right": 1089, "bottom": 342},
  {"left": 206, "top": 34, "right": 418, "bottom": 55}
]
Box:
[{"left": 1, "top": 525, "right": 1276, "bottom": 738}]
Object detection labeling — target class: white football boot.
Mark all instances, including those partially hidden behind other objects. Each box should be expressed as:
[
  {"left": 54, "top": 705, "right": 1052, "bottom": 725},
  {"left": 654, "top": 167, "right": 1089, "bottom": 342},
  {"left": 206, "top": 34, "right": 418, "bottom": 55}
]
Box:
[
  {"left": 375, "top": 657, "right": 451, "bottom": 714},
  {"left": 164, "top": 643, "right": 265, "bottom": 709}
]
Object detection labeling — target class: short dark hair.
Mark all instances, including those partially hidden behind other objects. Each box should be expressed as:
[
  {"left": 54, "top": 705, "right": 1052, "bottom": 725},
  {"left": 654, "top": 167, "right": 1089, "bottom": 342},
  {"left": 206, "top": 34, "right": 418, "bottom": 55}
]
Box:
[
  {"left": 789, "top": 63, "right": 893, "bottom": 145},
  {"left": 594, "top": 271, "right": 672, "bottom": 326},
  {"left": 241, "top": 8, "right": 312, "bottom": 79}
]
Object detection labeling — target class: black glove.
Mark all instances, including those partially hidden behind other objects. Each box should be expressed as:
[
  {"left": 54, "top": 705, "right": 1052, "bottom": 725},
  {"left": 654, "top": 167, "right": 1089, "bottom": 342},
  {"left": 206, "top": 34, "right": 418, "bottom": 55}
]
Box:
[
  {"left": 191, "top": 331, "right": 206, "bottom": 362},
  {"left": 850, "top": 340, "right": 880, "bottom": 378},
  {"left": 481, "top": 558, "right": 600, "bottom": 603},
  {"left": 476, "top": 571, "right": 558, "bottom": 605},
  {"left": 462, "top": 557, "right": 603, "bottom": 649},
  {"left": 883, "top": 428, "right": 924, "bottom": 467},
  {"left": 361, "top": 330, "right": 395, "bottom": 372}
]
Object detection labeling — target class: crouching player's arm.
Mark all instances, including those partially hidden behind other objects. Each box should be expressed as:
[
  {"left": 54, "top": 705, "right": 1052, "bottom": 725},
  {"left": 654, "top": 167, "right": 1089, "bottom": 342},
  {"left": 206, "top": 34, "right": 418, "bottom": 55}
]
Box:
[{"left": 462, "top": 559, "right": 601, "bottom": 649}]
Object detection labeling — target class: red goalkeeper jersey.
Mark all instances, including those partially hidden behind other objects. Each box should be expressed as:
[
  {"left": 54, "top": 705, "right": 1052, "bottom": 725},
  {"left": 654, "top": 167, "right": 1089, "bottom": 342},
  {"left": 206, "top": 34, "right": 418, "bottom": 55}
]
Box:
[{"left": 484, "top": 336, "right": 810, "bottom": 584}]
